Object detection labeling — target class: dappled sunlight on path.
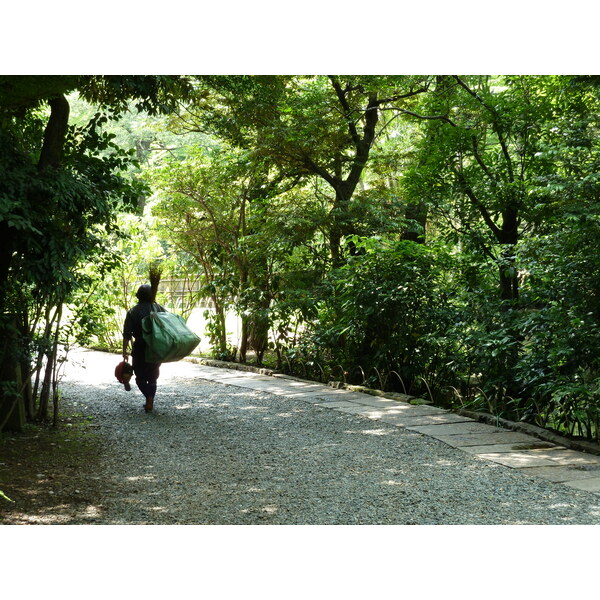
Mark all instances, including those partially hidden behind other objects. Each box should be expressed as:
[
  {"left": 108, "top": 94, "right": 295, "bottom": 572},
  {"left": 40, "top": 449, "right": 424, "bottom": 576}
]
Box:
[{"left": 3, "top": 348, "right": 600, "bottom": 525}]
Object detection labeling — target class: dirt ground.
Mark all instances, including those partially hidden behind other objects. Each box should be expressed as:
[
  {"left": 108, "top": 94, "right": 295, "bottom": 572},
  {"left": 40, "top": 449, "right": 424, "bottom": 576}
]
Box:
[{"left": 0, "top": 409, "right": 106, "bottom": 524}]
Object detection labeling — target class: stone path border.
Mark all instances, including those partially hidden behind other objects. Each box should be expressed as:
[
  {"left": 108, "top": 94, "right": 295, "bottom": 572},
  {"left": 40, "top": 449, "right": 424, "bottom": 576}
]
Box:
[{"left": 190, "top": 361, "right": 600, "bottom": 496}]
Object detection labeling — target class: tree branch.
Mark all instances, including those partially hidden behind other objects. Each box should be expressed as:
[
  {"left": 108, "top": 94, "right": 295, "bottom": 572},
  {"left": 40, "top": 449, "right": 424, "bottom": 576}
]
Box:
[
  {"left": 470, "top": 135, "right": 498, "bottom": 186},
  {"left": 299, "top": 151, "right": 337, "bottom": 188},
  {"left": 328, "top": 75, "right": 361, "bottom": 147},
  {"left": 453, "top": 76, "right": 515, "bottom": 183},
  {"left": 375, "top": 86, "right": 429, "bottom": 105},
  {"left": 382, "top": 107, "right": 459, "bottom": 127},
  {"left": 455, "top": 170, "right": 502, "bottom": 239}
]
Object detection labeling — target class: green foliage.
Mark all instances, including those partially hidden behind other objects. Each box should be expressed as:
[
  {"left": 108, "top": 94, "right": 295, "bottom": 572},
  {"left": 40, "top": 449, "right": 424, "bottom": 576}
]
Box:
[
  {"left": 140, "top": 75, "right": 600, "bottom": 441},
  {"left": 509, "top": 212, "right": 600, "bottom": 438},
  {"left": 0, "top": 75, "right": 191, "bottom": 430},
  {"left": 68, "top": 212, "right": 177, "bottom": 352},
  {"left": 290, "top": 237, "right": 458, "bottom": 396},
  {"left": 5, "top": 74, "right": 600, "bottom": 444}
]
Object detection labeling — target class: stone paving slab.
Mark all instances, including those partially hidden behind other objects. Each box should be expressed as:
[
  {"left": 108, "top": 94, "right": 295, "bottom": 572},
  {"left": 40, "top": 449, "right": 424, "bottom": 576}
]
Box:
[
  {"left": 196, "top": 374, "right": 250, "bottom": 382},
  {"left": 373, "top": 414, "right": 470, "bottom": 429},
  {"left": 334, "top": 405, "right": 377, "bottom": 415},
  {"left": 232, "top": 376, "right": 273, "bottom": 382},
  {"left": 315, "top": 400, "right": 365, "bottom": 409},
  {"left": 229, "top": 378, "right": 283, "bottom": 384},
  {"left": 326, "top": 392, "right": 389, "bottom": 403},
  {"left": 461, "top": 442, "right": 557, "bottom": 455},
  {"left": 289, "top": 391, "right": 363, "bottom": 403},
  {"left": 246, "top": 385, "right": 348, "bottom": 397},
  {"left": 363, "top": 406, "right": 452, "bottom": 419},
  {"left": 309, "top": 391, "right": 364, "bottom": 399},
  {"left": 522, "top": 448, "right": 600, "bottom": 467},
  {"left": 281, "top": 381, "right": 331, "bottom": 390},
  {"left": 205, "top": 378, "right": 261, "bottom": 387},
  {"left": 252, "top": 388, "right": 328, "bottom": 398},
  {"left": 406, "top": 422, "right": 502, "bottom": 436},
  {"left": 383, "top": 413, "right": 474, "bottom": 427},
  {"left": 221, "top": 380, "right": 275, "bottom": 388},
  {"left": 280, "top": 392, "right": 364, "bottom": 404},
  {"left": 519, "top": 465, "right": 600, "bottom": 483},
  {"left": 475, "top": 452, "right": 560, "bottom": 468},
  {"left": 337, "top": 396, "right": 440, "bottom": 410},
  {"left": 339, "top": 395, "right": 403, "bottom": 408},
  {"left": 254, "top": 387, "right": 302, "bottom": 396},
  {"left": 484, "top": 447, "right": 600, "bottom": 470},
  {"left": 360, "top": 412, "right": 471, "bottom": 428},
  {"left": 226, "top": 379, "right": 320, "bottom": 391},
  {"left": 433, "top": 431, "right": 538, "bottom": 448},
  {"left": 200, "top": 371, "right": 261, "bottom": 380},
  {"left": 354, "top": 409, "right": 450, "bottom": 423},
  {"left": 289, "top": 394, "right": 340, "bottom": 404},
  {"left": 561, "top": 477, "right": 600, "bottom": 493}
]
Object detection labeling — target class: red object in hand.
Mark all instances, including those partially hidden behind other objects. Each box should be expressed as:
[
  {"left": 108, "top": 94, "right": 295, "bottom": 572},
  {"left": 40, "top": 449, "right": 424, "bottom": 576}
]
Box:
[{"left": 115, "top": 360, "right": 134, "bottom": 390}]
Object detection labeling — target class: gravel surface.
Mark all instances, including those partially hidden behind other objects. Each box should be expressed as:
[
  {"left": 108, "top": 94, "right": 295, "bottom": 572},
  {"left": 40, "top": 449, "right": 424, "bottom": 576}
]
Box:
[{"left": 4, "top": 348, "right": 600, "bottom": 525}]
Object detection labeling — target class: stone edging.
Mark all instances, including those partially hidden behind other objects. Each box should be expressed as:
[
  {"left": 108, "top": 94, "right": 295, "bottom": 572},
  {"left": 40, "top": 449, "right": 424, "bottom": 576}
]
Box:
[{"left": 188, "top": 357, "right": 275, "bottom": 376}]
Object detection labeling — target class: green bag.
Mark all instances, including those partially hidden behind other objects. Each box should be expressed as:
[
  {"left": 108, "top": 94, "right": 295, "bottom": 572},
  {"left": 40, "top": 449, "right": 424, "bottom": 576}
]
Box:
[{"left": 142, "top": 305, "right": 200, "bottom": 363}]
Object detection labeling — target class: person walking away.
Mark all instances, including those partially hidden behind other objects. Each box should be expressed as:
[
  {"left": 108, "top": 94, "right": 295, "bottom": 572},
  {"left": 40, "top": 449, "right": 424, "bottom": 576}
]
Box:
[{"left": 122, "top": 284, "right": 166, "bottom": 412}]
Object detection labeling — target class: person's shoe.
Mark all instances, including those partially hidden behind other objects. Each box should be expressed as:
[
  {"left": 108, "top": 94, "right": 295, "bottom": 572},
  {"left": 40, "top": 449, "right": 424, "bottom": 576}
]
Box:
[{"left": 144, "top": 397, "right": 154, "bottom": 413}]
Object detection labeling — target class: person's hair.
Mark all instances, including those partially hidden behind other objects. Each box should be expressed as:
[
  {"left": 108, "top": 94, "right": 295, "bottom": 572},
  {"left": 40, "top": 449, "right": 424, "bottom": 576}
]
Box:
[{"left": 136, "top": 284, "right": 153, "bottom": 303}]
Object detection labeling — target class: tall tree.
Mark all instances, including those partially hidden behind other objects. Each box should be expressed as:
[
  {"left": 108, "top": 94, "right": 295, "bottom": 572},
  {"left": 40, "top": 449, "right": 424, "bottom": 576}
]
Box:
[
  {"left": 172, "top": 75, "right": 430, "bottom": 264},
  {"left": 403, "top": 75, "right": 578, "bottom": 301},
  {"left": 149, "top": 144, "right": 316, "bottom": 363}
]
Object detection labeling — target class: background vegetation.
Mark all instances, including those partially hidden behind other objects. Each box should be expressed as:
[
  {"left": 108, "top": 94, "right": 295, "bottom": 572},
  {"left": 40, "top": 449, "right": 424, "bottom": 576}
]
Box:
[{"left": 2, "top": 75, "right": 600, "bottom": 444}]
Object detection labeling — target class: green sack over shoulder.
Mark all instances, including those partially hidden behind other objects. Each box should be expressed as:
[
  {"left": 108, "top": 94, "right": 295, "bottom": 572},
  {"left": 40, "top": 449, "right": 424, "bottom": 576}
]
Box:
[{"left": 142, "top": 306, "right": 200, "bottom": 363}]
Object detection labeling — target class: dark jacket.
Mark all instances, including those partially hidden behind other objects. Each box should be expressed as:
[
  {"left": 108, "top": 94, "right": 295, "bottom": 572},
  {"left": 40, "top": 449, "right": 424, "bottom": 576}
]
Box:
[{"left": 123, "top": 302, "right": 166, "bottom": 359}]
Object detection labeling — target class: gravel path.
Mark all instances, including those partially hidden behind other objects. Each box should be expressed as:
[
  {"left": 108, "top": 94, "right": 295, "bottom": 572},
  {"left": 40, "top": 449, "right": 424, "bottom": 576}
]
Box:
[{"left": 8, "top": 348, "right": 600, "bottom": 525}]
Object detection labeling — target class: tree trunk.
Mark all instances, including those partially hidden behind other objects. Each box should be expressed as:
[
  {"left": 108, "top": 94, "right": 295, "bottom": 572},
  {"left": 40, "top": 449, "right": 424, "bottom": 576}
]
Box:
[
  {"left": 248, "top": 308, "right": 270, "bottom": 366},
  {"left": 328, "top": 226, "right": 343, "bottom": 267},
  {"left": 0, "top": 222, "right": 16, "bottom": 311},
  {"left": 0, "top": 366, "right": 25, "bottom": 433},
  {"left": 38, "top": 95, "right": 70, "bottom": 171},
  {"left": 323, "top": 83, "right": 381, "bottom": 266},
  {"left": 499, "top": 255, "right": 519, "bottom": 301},
  {"left": 498, "top": 207, "right": 519, "bottom": 301},
  {"left": 0, "top": 317, "right": 25, "bottom": 433},
  {"left": 237, "top": 266, "right": 249, "bottom": 362},
  {"left": 239, "top": 316, "right": 249, "bottom": 363},
  {"left": 149, "top": 263, "right": 162, "bottom": 303},
  {"left": 16, "top": 309, "right": 34, "bottom": 419},
  {"left": 328, "top": 182, "right": 358, "bottom": 266},
  {"left": 37, "top": 349, "right": 55, "bottom": 422},
  {"left": 211, "top": 298, "right": 229, "bottom": 359},
  {"left": 402, "top": 200, "right": 428, "bottom": 244}
]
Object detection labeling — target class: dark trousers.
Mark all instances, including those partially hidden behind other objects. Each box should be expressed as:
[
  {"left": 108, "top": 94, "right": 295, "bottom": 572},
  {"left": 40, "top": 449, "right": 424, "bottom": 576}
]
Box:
[{"left": 132, "top": 352, "right": 160, "bottom": 400}]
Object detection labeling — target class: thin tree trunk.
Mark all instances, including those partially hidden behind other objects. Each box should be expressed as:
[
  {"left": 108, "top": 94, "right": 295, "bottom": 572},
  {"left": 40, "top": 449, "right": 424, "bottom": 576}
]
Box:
[
  {"left": 50, "top": 304, "right": 63, "bottom": 427},
  {"left": 0, "top": 316, "right": 25, "bottom": 432},
  {"left": 36, "top": 303, "right": 62, "bottom": 421},
  {"left": 239, "top": 317, "right": 249, "bottom": 363}
]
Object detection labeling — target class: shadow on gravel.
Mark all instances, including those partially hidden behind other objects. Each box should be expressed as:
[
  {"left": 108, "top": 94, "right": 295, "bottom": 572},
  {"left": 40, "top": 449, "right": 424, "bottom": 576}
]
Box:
[{"left": 5, "top": 349, "right": 600, "bottom": 525}]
